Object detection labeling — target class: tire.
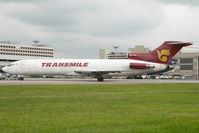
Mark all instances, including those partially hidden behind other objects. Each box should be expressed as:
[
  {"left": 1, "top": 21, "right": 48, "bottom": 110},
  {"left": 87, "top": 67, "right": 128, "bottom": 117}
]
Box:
[
  {"left": 97, "top": 77, "right": 104, "bottom": 82},
  {"left": 18, "top": 77, "right": 24, "bottom": 80}
]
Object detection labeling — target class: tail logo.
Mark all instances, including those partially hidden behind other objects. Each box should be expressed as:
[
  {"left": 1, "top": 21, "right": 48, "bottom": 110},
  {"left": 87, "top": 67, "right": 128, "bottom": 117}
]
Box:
[{"left": 156, "top": 50, "right": 171, "bottom": 62}]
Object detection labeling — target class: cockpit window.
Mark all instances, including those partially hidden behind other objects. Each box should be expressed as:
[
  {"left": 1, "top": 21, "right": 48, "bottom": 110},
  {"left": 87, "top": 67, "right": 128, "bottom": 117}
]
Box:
[{"left": 7, "top": 64, "right": 15, "bottom": 67}]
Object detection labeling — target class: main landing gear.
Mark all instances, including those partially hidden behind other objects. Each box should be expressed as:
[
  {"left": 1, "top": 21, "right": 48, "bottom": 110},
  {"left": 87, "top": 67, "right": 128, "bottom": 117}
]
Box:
[
  {"left": 97, "top": 77, "right": 104, "bottom": 82},
  {"left": 18, "top": 77, "right": 24, "bottom": 80}
]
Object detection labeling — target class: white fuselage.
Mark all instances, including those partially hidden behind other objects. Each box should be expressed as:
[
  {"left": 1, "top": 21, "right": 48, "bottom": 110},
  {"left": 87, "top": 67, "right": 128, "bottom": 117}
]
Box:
[{"left": 3, "top": 59, "right": 167, "bottom": 77}]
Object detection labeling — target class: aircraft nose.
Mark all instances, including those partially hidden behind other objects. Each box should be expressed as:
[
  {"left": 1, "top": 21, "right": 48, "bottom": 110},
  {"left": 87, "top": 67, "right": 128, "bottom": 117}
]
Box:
[{"left": 2, "top": 66, "right": 8, "bottom": 73}]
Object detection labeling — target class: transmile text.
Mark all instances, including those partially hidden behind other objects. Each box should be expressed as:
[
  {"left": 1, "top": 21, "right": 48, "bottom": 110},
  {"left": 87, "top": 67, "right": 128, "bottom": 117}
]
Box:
[{"left": 42, "top": 62, "right": 89, "bottom": 67}]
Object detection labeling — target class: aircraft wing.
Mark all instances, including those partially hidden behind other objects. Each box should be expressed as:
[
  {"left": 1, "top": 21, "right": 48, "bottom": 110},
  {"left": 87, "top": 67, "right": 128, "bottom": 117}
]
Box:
[{"left": 74, "top": 70, "right": 121, "bottom": 76}]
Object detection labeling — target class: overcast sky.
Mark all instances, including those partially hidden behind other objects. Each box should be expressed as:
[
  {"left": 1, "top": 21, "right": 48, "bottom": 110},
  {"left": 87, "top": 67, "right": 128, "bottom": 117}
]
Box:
[{"left": 0, "top": 0, "right": 199, "bottom": 58}]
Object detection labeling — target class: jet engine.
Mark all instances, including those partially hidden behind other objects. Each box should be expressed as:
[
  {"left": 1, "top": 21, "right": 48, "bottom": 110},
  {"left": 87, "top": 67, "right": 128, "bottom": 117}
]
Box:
[{"left": 129, "top": 63, "right": 155, "bottom": 69}]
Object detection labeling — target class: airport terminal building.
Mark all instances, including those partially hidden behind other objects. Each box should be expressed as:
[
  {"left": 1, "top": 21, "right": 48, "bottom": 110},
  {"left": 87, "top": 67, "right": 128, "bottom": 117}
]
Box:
[
  {"left": 99, "top": 45, "right": 150, "bottom": 59},
  {"left": 99, "top": 49, "right": 128, "bottom": 59},
  {"left": 0, "top": 41, "right": 54, "bottom": 71},
  {"left": 172, "top": 52, "right": 199, "bottom": 78}
]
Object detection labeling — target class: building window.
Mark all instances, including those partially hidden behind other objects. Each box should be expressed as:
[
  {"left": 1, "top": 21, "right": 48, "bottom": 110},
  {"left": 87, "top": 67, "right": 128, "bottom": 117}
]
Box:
[
  {"left": 180, "top": 65, "right": 193, "bottom": 70},
  {"left": 180, "top": 58, "right": 193, "bottom": 63}
]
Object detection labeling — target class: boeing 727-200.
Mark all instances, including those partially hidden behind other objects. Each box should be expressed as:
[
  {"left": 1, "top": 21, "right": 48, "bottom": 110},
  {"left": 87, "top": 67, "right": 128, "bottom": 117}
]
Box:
[{"left": 2, "top": 41, "right": 192, "bottom": 81}]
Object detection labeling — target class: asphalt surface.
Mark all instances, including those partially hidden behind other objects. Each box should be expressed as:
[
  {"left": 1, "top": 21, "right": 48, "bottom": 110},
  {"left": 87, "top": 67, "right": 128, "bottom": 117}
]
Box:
[{"left": 0, "top": 78, "right": 198, "bottom": 85}]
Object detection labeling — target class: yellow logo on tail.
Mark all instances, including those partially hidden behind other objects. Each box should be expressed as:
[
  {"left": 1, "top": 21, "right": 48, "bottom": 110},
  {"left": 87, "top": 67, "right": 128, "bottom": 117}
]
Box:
[{"left": 156, "top": 50, "right": 171, "bottom": 62}]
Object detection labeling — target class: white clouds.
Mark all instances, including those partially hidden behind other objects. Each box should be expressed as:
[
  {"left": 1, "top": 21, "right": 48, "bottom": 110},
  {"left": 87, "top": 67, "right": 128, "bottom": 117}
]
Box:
[
  {"left": 0, "top": 0, "right": 198, "bottom": 58},
  {"left": 78, "top": 0, "right": 163, "bottom": 37},
  {"left": 146, "top": 5, "right": 199, "bottom": 44},
  {"left": 0, "top": 3, "right": 41, "bottom": 40},
  {"left": 8, "top": 0, "right": 163, "bottom": 37},
  {"left": 157, "top": 0, "right": 199, "bottom": 6}
]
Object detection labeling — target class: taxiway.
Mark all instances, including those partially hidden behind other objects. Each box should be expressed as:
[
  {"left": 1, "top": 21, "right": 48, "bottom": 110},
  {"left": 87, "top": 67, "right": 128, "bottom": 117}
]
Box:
[{"left": 0, "top": 78, "right": 198, "bottom": 85}]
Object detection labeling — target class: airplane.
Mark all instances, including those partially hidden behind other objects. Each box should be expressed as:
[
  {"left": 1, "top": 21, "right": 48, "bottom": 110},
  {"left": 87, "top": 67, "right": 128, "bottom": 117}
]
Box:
[{"left": 2, "top": 41, "right": 192, "bottom": 82}]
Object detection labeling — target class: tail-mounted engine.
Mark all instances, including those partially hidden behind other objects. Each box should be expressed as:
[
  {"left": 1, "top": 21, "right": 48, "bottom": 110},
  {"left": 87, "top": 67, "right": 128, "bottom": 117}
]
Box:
[{"left": 129, "top": 63, "right": 155, "bottom": 69}]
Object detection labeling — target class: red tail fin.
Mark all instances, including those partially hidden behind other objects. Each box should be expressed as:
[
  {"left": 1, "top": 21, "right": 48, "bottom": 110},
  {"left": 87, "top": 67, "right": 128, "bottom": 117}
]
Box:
[{"left": 128, "top": 41, "right": 192, "bottom": 64}]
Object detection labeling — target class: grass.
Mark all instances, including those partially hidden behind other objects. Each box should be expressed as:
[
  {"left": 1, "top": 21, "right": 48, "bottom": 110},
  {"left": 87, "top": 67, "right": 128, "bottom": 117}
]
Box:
[{"left": 0, "top": 84, "right": 199, "bottom": 133}]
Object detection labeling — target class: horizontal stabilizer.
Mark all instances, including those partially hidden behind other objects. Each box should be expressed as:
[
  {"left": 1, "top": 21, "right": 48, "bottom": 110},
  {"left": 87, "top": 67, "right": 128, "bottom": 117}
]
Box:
[{"left": 168, "top": 42, "right": 192, "bottom": 47}]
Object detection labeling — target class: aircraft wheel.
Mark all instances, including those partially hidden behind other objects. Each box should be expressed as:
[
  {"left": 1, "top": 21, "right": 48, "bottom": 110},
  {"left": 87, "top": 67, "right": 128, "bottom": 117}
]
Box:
[
  {"left": 18, "top": 77, "right": 24, "bottom": 80},
  {"left": 97, "top": 77, "right": 104, "bottom": 82}
]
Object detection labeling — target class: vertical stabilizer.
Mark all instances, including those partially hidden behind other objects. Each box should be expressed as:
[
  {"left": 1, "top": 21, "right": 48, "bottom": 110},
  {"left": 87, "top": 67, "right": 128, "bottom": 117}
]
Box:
[{"left": 128, "top": 41, "right": 192, "bottom": 64}]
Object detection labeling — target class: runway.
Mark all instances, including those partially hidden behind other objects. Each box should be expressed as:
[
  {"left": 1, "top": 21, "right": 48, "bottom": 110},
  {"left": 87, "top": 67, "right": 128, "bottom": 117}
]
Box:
[{"left": 0, "top": 78, "right": 198, "bottom": 85}]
